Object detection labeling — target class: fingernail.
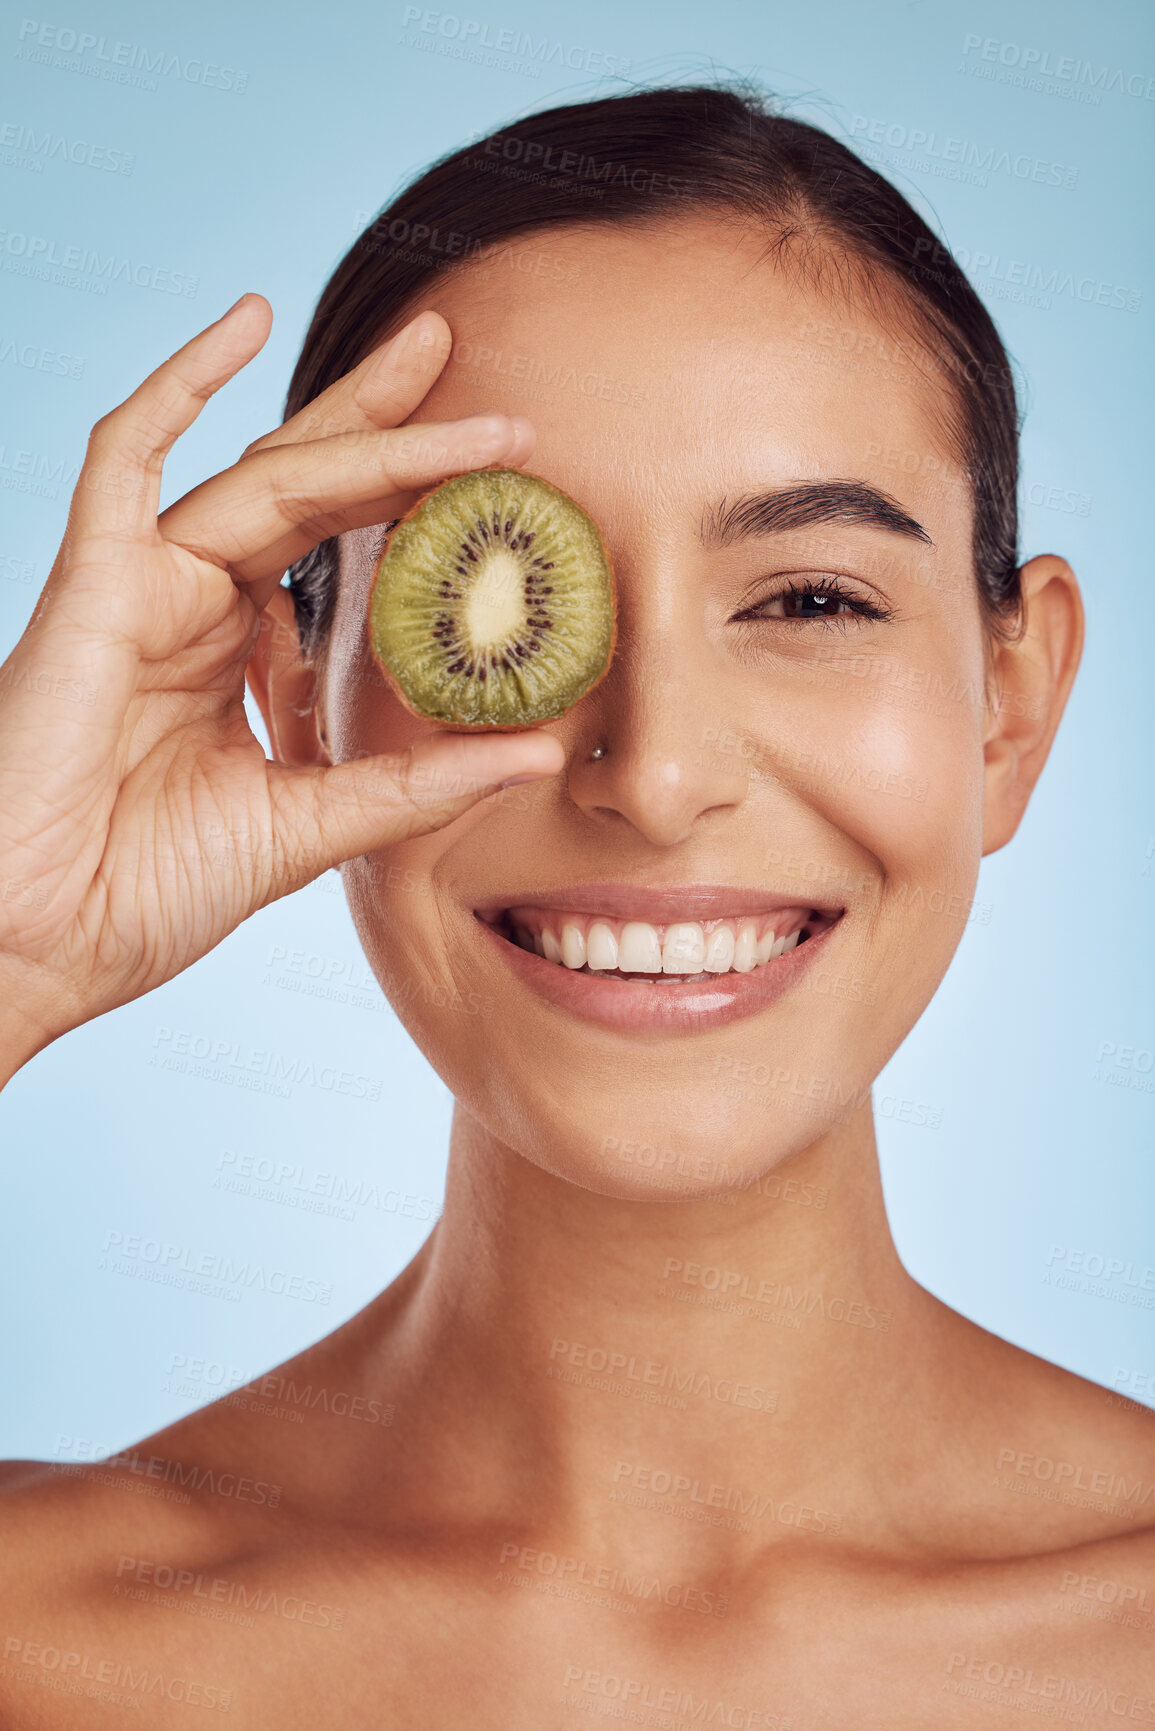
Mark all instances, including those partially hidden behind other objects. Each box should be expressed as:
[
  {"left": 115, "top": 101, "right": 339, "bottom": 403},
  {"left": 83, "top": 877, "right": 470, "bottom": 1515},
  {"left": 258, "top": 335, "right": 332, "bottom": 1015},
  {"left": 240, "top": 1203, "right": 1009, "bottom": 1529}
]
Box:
[
  {"left": 221, "top": 293, "right": 251, "bottom": 318},
  {"left": 403, "top": 310, "right": 441, "bottom": 348},
  {"left": 500, "top": 771, "right": 550, "bottom": 788}
]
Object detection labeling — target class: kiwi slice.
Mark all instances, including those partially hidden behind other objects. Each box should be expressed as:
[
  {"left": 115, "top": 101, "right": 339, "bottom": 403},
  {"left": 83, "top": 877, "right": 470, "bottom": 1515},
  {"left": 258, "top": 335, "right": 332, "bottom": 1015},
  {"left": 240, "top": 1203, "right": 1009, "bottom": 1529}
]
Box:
[{"left": 367, "top": 467, "right": 617, "bottom": 729}]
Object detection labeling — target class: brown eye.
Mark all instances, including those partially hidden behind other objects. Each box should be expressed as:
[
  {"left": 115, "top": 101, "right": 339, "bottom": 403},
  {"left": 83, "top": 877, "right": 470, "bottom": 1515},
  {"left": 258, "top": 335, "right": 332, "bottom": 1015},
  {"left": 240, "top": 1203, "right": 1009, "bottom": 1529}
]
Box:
[
  {"left": 777, "top": 588, "right": 852, "bottom": 619},
  {"left": 734, "top": 572, "right": 894, "bottom": 628}
]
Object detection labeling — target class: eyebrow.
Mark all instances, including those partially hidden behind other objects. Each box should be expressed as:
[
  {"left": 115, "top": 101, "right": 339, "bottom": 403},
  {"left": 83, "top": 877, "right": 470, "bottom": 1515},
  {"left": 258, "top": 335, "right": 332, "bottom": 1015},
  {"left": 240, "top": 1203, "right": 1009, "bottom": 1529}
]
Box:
[{"left": 701, "top": 481, "right": 933, "bottom": 548}]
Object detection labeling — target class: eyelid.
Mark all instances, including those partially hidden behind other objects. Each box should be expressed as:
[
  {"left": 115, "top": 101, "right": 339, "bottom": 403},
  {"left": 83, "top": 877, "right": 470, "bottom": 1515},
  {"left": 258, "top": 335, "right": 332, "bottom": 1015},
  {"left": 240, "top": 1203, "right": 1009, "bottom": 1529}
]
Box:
[{"left": 734, "top": 570, "right": 896, "bottom": 623}]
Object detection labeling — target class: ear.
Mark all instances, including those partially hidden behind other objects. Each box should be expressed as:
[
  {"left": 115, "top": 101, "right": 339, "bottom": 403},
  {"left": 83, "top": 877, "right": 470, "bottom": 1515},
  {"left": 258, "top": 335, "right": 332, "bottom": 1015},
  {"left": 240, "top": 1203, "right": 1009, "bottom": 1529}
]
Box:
[
  {"left": 982, "top": 553, "right": 1084, "bottom": 855},
  {"left": 245, "top": 583, "right": 330, "bottom": 768}
]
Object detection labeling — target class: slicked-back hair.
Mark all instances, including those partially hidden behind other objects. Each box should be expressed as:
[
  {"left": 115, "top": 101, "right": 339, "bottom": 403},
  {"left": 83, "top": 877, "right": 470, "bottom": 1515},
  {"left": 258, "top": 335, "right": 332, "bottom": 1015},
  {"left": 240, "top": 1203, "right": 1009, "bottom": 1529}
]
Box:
[{"left": 284, "top": 82, "right": 1020, "bottom": 661}]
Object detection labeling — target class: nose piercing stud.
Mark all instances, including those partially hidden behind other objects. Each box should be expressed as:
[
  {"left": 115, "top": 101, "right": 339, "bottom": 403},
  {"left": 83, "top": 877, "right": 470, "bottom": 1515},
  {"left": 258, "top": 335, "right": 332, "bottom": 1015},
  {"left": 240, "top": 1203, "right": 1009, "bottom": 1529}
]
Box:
[{"left": 590, "top": 745, "right": 607, "bottom": 760}]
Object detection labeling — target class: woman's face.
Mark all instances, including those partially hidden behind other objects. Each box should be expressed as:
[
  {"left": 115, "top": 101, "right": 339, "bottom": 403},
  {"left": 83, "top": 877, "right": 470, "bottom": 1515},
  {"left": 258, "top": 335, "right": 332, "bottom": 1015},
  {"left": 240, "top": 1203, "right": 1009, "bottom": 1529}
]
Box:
[{"left": 325, "top": 213, "right": 990, "bottom": 1197}]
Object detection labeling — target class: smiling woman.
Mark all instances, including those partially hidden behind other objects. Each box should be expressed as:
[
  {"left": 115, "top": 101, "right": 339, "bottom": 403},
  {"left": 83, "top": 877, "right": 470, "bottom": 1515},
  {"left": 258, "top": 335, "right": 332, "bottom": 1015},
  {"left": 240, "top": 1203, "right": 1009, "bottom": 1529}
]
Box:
[{"left": 0, "top": 80, "right": 1152, "bottom": 1731}]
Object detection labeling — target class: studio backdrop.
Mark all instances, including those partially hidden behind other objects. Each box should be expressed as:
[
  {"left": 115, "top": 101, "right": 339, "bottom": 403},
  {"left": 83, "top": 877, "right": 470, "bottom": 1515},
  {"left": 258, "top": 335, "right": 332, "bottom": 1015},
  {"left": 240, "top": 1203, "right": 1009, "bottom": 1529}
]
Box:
[{"left": 1, "top": 0, "right": 1152, "bottom": 1458}]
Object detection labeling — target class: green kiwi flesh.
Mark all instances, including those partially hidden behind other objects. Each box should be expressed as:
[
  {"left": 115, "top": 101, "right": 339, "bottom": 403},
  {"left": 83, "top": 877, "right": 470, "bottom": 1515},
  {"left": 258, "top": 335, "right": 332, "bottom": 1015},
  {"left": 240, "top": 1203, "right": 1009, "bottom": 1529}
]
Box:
[{"left": 367, "top": 468, "right": 616, "bottom": 728}]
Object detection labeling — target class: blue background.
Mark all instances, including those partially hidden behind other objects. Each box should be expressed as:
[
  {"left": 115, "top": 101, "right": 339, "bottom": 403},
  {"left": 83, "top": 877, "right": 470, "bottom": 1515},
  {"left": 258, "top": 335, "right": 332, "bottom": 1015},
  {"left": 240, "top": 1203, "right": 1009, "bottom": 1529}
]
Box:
[{"left": 1, "top": 0, "right": 1152, "bottom": 1459}]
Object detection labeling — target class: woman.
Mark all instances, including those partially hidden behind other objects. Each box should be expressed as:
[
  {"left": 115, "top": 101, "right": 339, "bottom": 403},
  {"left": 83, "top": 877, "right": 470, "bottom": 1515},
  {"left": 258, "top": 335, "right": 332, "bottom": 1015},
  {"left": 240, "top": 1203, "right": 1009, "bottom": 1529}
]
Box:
[{"left": 0, "top": 84, "right": 1151, "bottom": 1727}]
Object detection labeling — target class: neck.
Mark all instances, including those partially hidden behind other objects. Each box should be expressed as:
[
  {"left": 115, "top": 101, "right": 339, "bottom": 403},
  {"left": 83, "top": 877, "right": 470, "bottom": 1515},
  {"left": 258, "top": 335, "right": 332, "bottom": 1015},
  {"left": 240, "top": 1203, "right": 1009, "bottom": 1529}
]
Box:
[{"left": 362, "top": 1099, "right": 953, "bottom": 1555}]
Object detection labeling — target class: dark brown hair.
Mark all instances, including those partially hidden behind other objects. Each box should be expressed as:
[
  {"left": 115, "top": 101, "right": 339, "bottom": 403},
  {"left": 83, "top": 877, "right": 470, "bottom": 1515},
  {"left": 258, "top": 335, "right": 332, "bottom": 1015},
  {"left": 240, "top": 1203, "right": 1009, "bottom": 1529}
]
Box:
[{"left": 284, "top": 82, "right": 1021, "bottom": 660}]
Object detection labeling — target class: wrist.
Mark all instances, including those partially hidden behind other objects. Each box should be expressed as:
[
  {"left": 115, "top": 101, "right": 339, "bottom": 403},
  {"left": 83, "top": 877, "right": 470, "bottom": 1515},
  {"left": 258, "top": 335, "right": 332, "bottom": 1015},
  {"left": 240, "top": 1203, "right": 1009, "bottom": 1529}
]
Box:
[{"left": 0, "top": 971, "right": 63, "bottom": 1090}]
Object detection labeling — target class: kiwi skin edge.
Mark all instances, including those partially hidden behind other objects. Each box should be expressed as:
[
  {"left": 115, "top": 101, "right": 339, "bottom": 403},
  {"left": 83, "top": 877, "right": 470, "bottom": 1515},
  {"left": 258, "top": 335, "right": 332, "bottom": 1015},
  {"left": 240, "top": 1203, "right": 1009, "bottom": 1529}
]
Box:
[{"left": 365, "top": 466, "right": 619, "bottom": 733}]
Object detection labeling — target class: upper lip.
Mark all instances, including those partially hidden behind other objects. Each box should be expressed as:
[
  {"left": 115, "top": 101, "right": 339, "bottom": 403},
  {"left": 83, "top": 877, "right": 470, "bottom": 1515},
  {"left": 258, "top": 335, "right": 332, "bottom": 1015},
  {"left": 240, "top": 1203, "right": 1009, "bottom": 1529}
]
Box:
[{"left": 473, "top": 883, "right": 845, "bottom": 923}]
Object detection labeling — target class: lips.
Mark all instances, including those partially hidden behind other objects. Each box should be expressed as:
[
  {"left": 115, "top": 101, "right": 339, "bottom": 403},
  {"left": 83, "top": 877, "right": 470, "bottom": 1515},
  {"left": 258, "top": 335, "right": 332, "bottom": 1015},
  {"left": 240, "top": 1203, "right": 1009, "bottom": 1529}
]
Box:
[
  {"left": 472, "top": 883, "right": 836, "bottom": 923},
  {"left": 471, "top": 884, "right": 844, "bottom": 1031}
]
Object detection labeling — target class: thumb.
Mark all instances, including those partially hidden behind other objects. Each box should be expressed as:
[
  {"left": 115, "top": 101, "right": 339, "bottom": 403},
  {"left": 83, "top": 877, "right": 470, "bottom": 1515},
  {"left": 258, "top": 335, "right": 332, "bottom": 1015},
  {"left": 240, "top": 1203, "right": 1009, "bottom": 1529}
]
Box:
[{"left": 265, "top": 728, "right": 567, "bottom": 890}]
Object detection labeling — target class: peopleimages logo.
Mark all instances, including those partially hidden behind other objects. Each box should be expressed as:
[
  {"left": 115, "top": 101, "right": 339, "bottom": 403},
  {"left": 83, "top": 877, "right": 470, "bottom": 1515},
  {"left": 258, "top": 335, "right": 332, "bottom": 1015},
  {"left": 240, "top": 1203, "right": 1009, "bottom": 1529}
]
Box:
[
  {"left": 1, "top": 1636, "right": 232, "bottom": 1713},
  {"left": 114, "top": 1555, "right": 347, "bottom": 1629},
  {"left": 0, "top": 120, "right": 135, "bottom": 174},
  {"left": 848, "top": 114, "right": 1078, "bottom": 189},
  {"left": 0, "top": 339, "right": 84, "bottom": 379},
  {"left": 497, "top": 1543, "right": 728, "bottom": 1617},
  {"left": 559, "top": 1663, "right": 792, "bottom": 1728},
  {"left": 0, "top": 229, "right": 197, "bottom": 297},
  {"left": 15, "top": 19, "right": 249, "bottom": 92},
  {"left": 961, "top": 33, "right": 1155, "bottom": 101},
  {"left": 996, "top": 1446, "right": 1155, "bottom": 1508},
  {"left": 214, "top": 1149, "right": 440, "bottom": 1224},
  {"left": 661, "top": 1258, "right": 892, "bottom": 1331},
  {"left": 78, "top": 1447, "right": 281, "bottom": 1507},
  {"left": 100, "top": 1230, "right": 334, "bottom": 1306},
  {"left": 399, "top": 8, "right": 629, "bottom": 76},
  {"left": 149, "top": 1025, "right": 383, "bottom": 1101},
  {"left": 912, "top": 237, "right": 1142, "bottom": 315},
  {"left": 548, "top": 1337, "right": 776, "bottom": 1412}
]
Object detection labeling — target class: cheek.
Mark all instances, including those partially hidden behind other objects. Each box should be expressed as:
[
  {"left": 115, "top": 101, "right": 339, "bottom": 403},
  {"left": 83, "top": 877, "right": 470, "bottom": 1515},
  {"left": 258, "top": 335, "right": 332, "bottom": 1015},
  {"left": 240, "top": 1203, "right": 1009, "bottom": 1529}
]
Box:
[
  {"left": 326, "top": 618, "right": 450, "bottom": 822},
  {"left": 336, "top": 762, "right": 507, "bottom": 1076},
  {"left": 783, "top": 671, "right": 987, "bottom": 1012},
  {"left": 754, "top": 616, "right": 987, "bottom": 864},
  {"left": 798, "top": 696, "right": 985, "bottom": 868},
  {"left": 340, "top": 847, "right": 466, "bottom": 1077}
]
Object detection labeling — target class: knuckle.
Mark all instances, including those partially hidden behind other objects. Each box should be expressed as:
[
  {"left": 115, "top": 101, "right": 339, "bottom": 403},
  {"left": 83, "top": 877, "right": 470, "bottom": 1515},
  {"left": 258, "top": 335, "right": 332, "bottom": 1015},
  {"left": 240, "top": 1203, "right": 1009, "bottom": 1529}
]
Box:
[
  {"left": 86, "top": 411, "right": 118, "bottom": 452},
  {"left": 84, "top": 405, "right": 157, "bottom": 475}
]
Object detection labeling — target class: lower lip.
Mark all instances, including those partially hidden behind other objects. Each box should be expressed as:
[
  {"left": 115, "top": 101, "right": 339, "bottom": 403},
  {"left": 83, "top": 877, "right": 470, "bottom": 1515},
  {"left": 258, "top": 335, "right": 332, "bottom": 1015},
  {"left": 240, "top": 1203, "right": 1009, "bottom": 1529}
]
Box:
[{"left": 472, "top": 915, "right": 840, "bottom": 1033}]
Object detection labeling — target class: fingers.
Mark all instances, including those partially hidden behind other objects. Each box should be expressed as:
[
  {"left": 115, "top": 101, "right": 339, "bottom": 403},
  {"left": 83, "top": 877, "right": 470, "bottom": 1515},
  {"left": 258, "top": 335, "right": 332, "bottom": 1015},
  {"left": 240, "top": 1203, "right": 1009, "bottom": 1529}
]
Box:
[
  {"left": 245, "top": 309, "right": 454, "bottom": 455},
  {"left": 157, "top": 411, "right": 537, "bottom": 610},
  {"left": 265, "top": 729, "right": 567, "bottom": 893},
  {"left": 72, "top": 295, "right": 273, "bottom": 541}
]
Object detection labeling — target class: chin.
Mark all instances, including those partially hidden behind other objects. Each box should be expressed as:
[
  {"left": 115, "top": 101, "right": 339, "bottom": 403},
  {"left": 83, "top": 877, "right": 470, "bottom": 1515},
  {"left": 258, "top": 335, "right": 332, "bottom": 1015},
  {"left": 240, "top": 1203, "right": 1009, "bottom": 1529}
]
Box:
[{"left": 477, "top": 1081, "right": 867, "bottom": 1203}]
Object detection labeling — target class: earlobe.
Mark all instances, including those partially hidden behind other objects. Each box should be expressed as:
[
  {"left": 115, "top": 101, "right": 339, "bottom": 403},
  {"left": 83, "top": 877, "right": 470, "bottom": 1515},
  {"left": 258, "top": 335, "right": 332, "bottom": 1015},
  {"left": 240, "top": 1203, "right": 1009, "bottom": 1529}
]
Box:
[
  {"left": 245, "top": 584, "right": 330, "bottom": 768},
  {"left": 981, "top": 554, "right": 1084, "bottom": 856}
]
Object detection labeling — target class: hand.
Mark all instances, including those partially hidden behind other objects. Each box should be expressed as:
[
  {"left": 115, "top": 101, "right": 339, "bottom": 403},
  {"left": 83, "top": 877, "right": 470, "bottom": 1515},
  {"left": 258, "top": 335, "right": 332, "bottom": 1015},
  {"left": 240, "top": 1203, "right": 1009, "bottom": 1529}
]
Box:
[{"left": 0, "top": 295, "right": 564, "bottom": 1081}]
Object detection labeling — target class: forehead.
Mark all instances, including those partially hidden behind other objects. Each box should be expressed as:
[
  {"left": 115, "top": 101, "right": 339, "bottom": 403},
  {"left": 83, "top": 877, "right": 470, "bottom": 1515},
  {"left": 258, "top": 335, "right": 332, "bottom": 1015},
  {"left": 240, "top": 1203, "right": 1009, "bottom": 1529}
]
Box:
[{"left": 399, "top": 213, "right": 966, "bottom": 538}]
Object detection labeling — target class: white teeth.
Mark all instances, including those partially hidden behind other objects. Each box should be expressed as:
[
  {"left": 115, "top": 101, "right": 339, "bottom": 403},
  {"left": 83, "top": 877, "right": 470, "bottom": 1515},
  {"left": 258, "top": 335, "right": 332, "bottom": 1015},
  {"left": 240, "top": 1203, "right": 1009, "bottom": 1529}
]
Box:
[
  {"left": 586, "top": 921, "right": 619, "bottom": 970},
  {"left": 560, "top": 923, "right": 587, "bottom": 969},
  {"left": 732, "top": 919, "right": 758, "bottom": 973},
  {"left": 755, "top": 928, "right": 778, "bottom": 966},
  {"left": 508, "top": 911, "right": 812, "bottom": 979},
  {"left": 662, "top": 922, "right": 706, "bottom": 974},
  {"left": 618, "top": 922, "right": 663, "bottom": 973},
  {"left": 703, "top": 925, "right": 736, "bottom": 973}
]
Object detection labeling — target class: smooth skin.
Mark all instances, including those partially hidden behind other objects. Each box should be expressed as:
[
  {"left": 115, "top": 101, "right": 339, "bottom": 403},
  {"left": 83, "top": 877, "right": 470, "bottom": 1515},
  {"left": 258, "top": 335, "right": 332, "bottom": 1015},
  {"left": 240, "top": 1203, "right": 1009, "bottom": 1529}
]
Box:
[{"left": 0, "top": 217, "right": 1152, "bottom": 1730}]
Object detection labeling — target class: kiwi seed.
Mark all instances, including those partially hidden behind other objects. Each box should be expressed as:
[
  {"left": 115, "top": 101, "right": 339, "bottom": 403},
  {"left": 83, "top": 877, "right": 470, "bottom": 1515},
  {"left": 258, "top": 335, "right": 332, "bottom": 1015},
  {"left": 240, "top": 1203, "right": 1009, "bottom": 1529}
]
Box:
[{"left": 367, "top": 468, "right": 617, "bottom": 729}]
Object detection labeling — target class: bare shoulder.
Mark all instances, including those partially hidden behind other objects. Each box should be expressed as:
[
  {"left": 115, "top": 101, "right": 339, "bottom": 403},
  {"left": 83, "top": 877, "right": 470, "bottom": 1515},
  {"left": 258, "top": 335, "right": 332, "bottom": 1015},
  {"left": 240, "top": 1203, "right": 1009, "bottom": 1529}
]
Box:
[
  {"left": 962, "top": 1311, "right": 1155, "bottom": 1525},
  {"left": 0, "top": 1327, "right": 373, "bottom": 1582},
  {"left": 0, "top": 1341, "right": 374, "bottom": 1726},
  {"left": 991, "top": 1336, "right": 1155, "bottom": 1675},
  {"left": 898, "top": 1291, "right": 1151, "bottom": 1529},
  {"left": 0, "top": 1403, "right": 290, "bottom": 1609}
]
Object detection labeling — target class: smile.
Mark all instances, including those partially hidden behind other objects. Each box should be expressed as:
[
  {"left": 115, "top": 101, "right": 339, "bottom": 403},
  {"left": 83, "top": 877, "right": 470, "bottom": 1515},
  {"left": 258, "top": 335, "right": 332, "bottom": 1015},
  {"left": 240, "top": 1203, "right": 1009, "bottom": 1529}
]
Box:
[
  {"left": 488, "top": 906, "right": 833, "bottom": 982},
  {"left": 472, "top": 890, "right": 844, "bottom": 1031}
]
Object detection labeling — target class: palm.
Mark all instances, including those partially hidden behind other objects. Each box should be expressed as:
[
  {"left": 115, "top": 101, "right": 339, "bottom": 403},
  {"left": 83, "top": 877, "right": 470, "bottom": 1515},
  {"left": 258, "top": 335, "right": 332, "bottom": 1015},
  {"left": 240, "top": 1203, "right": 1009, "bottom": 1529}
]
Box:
[{"left": 6, "top": 533, "right": 274, "bottom": 1016}]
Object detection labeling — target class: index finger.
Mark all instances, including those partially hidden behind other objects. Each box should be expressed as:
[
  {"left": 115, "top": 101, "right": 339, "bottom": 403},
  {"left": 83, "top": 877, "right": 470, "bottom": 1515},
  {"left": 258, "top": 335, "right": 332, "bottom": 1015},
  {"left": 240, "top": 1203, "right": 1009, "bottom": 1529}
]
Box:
[
  {"left": 71, "top": 293, "right": 273, "bottom": 541},
  {"left": 244, "top": 309, "right": 454, "bottom": 457}
]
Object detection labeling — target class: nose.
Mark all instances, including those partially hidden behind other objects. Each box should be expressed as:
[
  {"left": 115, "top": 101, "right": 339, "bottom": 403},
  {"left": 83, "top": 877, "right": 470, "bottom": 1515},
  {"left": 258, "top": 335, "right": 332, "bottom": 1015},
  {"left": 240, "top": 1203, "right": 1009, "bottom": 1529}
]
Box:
[{"left": 563, "top": 636, "right": 750, "bottom": 849}]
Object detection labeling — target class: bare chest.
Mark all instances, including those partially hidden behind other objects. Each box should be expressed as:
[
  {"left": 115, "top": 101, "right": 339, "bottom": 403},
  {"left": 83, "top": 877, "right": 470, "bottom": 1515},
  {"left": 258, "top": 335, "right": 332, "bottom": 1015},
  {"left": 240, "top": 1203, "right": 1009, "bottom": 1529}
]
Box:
[{"left": 7, "top": 1560, "right": 1151, "bottom": 1731}]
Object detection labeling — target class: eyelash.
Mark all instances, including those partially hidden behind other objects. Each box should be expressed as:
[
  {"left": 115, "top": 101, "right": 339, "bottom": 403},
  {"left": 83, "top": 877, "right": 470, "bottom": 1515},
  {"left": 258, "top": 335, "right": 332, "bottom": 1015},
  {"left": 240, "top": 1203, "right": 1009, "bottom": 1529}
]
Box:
[
  {"left": 370, "top": 521, "right": 401, "bottom": 561},
  {"left": 734, "top": 575, "right": 895, "bottom": 630}
]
